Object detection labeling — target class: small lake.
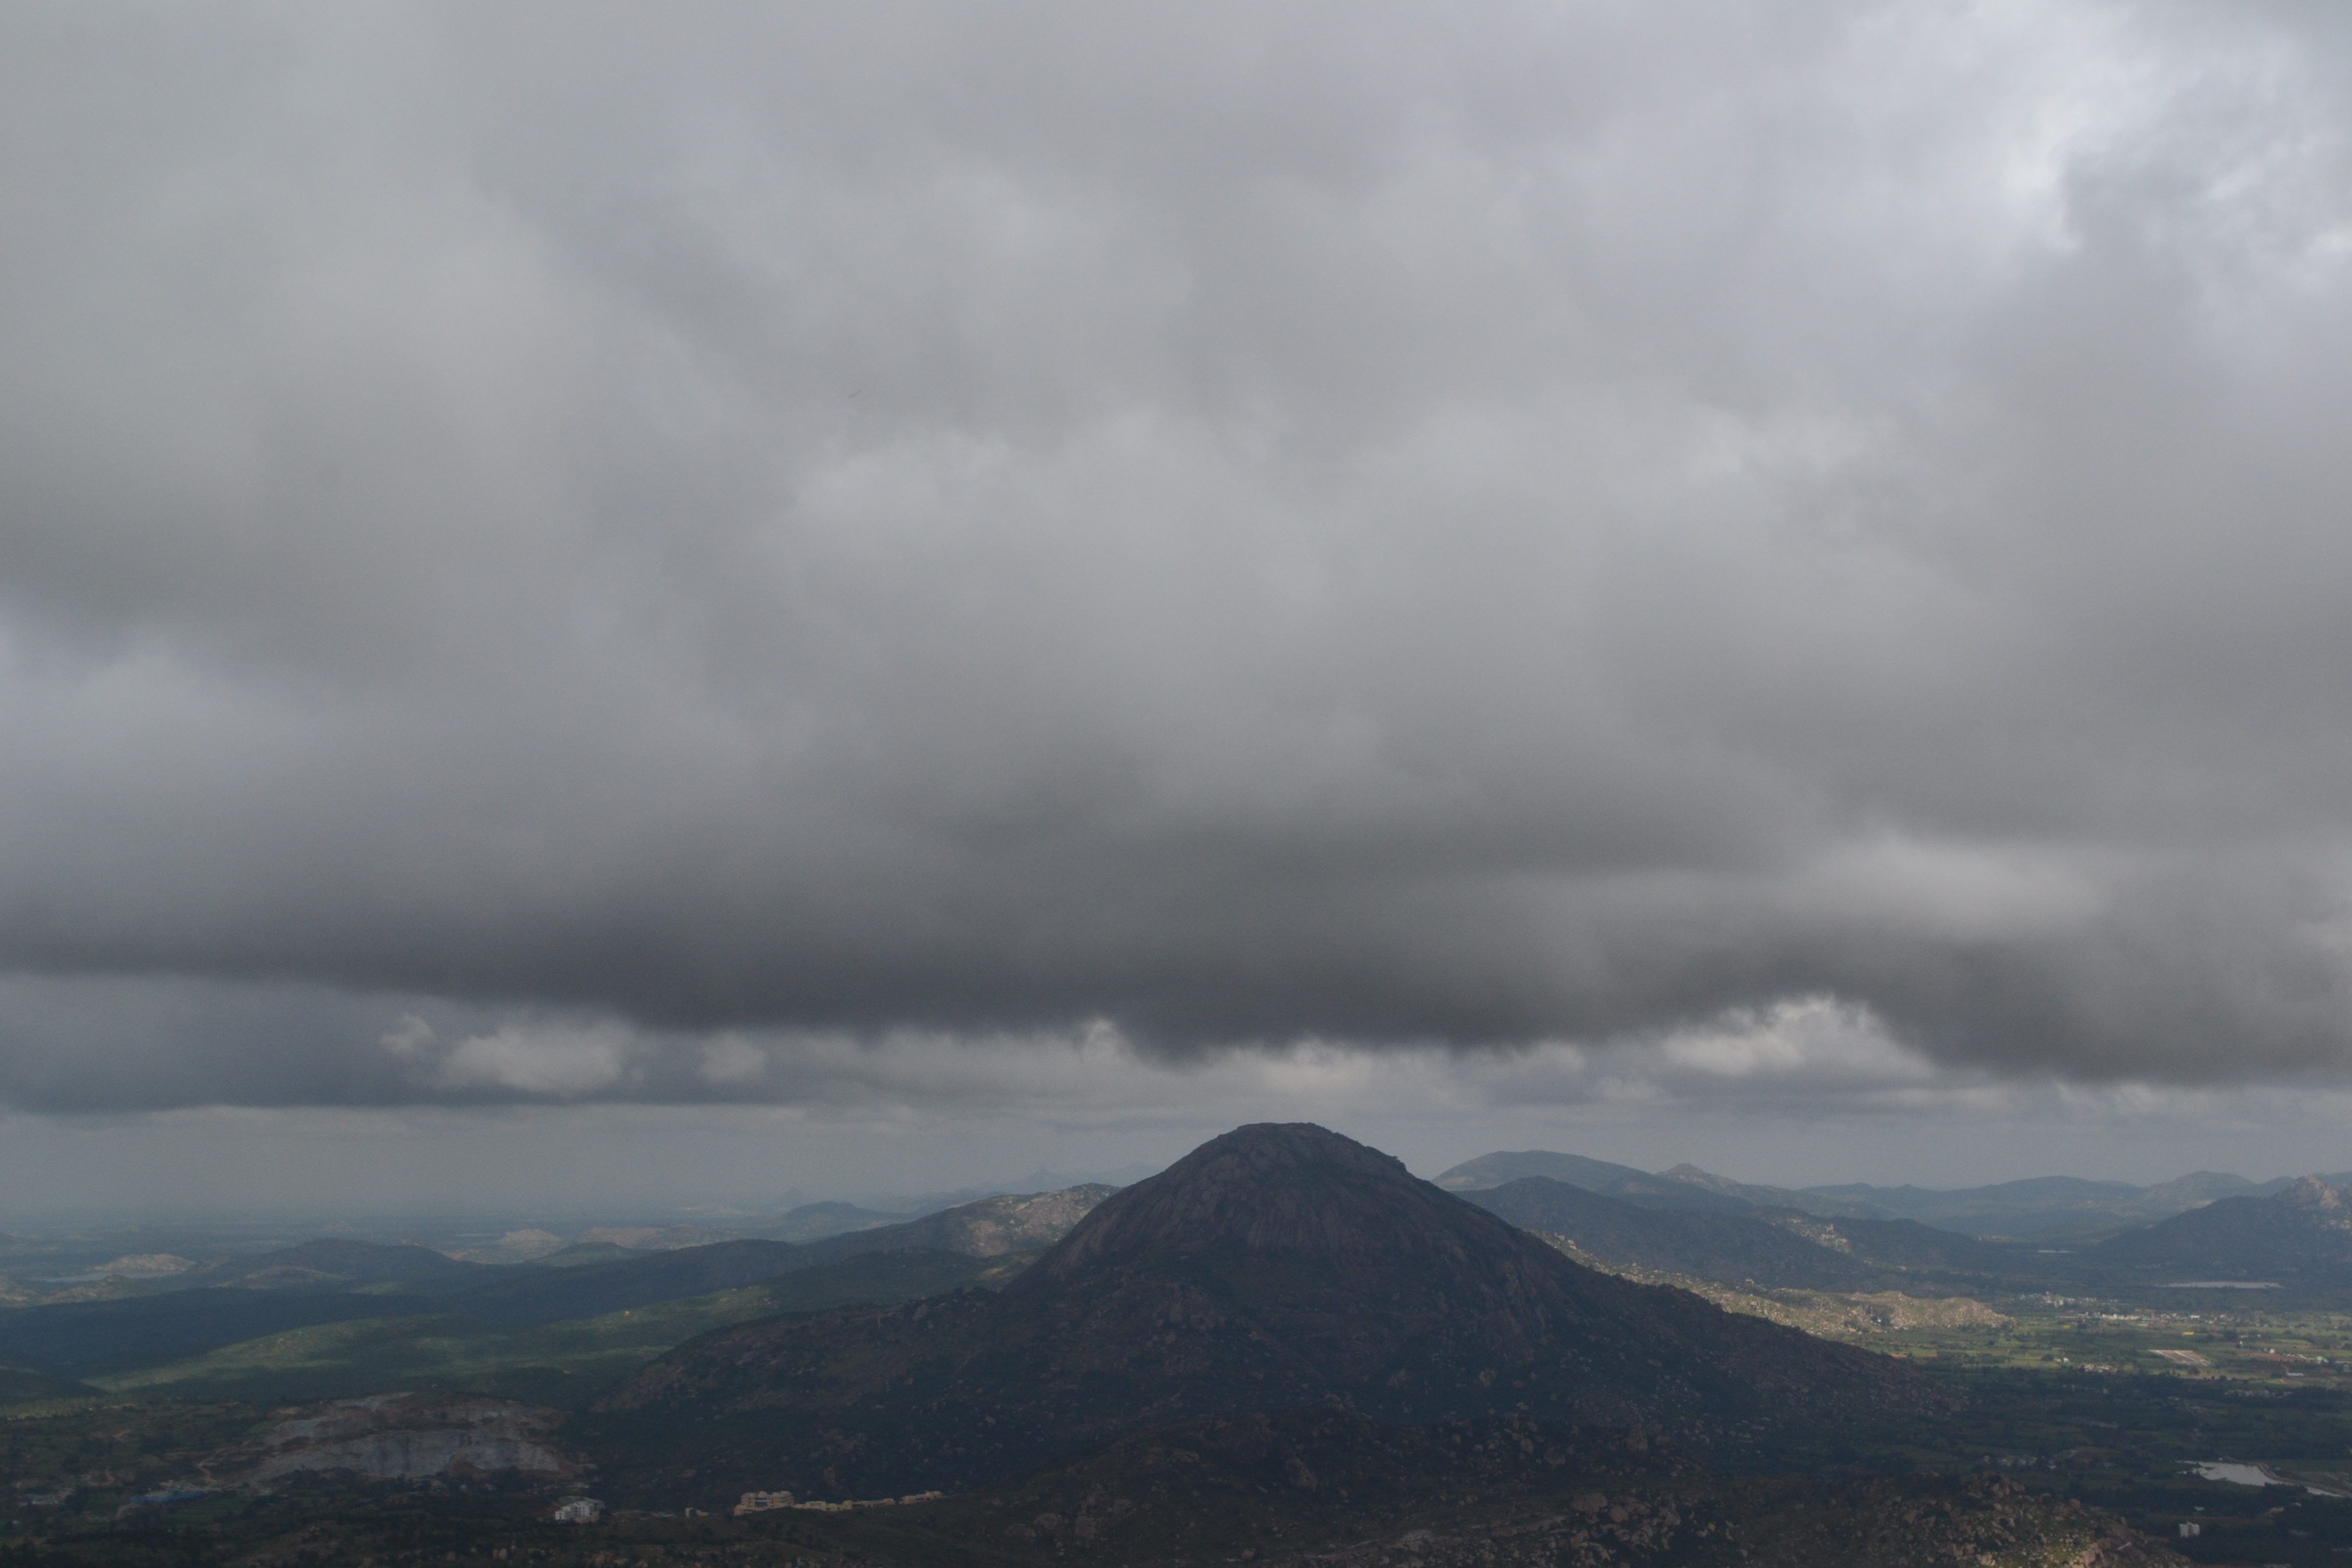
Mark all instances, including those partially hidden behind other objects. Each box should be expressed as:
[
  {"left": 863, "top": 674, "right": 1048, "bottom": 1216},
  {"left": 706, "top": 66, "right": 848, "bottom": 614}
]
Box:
[
  {"left": 2191, "top": 1462, "right": 2352, "bottom": 1498},
  {"left": 2192, "top": 1462, "right": 2278, "bottom": 1487}
]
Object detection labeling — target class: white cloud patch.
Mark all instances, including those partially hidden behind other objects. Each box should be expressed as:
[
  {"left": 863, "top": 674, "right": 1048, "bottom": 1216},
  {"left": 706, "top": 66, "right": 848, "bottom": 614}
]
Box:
[
  {"left": 1655, "top": 997, "right": 1932, "bottom": 1085},
  {"left": 435, "top": 1023, "right": 631, "bottom": 1098}
]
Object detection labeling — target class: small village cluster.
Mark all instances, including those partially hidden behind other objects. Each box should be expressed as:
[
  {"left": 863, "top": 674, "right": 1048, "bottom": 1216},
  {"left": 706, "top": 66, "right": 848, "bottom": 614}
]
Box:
[{"left": 734, "top": 1490, "right": 945, "bottom": 1517}]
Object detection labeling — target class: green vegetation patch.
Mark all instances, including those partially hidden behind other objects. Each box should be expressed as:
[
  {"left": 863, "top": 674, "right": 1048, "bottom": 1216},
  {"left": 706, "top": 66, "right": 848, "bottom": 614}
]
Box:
[{"left": 87, "top": 1249, "right": 1014, "bottom": 1408}]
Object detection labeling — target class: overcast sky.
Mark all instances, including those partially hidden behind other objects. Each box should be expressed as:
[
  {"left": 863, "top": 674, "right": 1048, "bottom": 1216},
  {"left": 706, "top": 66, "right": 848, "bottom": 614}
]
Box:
[{"left": 6, "top": 1, "right": 2352, "bottom": 1216}]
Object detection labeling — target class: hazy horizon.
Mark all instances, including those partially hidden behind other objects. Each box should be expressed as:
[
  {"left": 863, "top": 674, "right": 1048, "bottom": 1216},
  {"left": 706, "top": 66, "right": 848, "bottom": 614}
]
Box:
[{"left": 6, "top": 1097, "right": 2348, "bottom": 1227}]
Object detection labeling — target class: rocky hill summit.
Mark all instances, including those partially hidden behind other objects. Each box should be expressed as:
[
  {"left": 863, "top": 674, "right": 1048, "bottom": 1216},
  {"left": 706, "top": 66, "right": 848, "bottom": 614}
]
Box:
[
  {"left": 854, "top": 1183, "right": 1119, "bottom": 1259},
  {"left": 2281, "top": 1174, "right": 2349, "bottom": 1212},
  {"left": 593, "top": 1123, "right": 1930, "bottom": 1504},
  {"left": 1017, "top": 1124, "right": 1450, "bottom": 1280}
]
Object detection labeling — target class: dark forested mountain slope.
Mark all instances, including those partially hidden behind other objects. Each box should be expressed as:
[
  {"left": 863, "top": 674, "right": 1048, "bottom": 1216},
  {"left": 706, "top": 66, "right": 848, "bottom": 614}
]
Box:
[
  {"left": 2090, "top": 1175, "right": 2352, "bottom": 1277},
  {"left": 592, "top": 1123, "right": 1933, "bottom": 1502}
]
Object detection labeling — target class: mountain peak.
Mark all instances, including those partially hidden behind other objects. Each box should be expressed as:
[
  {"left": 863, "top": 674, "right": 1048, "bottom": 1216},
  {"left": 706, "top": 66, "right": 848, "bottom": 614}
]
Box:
[
  {"left": 606, "top": 1121, "right": 1930, "bottom": 1499},
  {"left": 1010, "top": 1122, "right": 1460, "bottom": 1290},
  {"left": 1184, "top": 1120, "right": 1407, "bottom": 1173}
]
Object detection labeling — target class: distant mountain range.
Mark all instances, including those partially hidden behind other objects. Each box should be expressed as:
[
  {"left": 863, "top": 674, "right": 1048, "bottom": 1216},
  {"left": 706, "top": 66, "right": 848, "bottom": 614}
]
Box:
[
  {"left": 1435, "top": 1154, "right": 2352, "bottom": 1293},
  {"left": 1434, "top": 1151, "right": 1773, "bottom": 1213},
  {"left": 1434, "top": 1149, "right": 2333, "bottom": 1239},
  {"left": 1458, "top": 1179, "right": 2022, "bottom": 1291},
  {"left": 1796, "top": 1171, "right": 2318, "bottom": 1238}
]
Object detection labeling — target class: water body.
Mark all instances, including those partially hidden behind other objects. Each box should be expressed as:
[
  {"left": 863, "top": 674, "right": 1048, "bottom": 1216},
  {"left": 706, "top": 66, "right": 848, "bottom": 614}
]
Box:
[
  {"left": 2193, "top": 1462, "right": 2278, "bottom": 1486},
  {"left": 2192, "top": 1462, "right": 2352, "bottom": 1498}
]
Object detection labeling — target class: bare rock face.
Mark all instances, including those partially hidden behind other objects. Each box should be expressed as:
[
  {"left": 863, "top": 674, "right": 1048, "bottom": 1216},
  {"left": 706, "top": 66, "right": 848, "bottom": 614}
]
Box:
[
  {"left": 2280, "top": 1174, "right": 2347, "bottom": 1213},
  {"left": 895, "top": 1186, "right": 1122, "bottom": 1258},
  {"left": 227, "top": 1395, "right": 575, "bottom": 1486}
]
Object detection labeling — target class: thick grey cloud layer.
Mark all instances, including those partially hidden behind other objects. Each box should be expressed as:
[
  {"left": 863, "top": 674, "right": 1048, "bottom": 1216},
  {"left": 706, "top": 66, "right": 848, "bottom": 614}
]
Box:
[{"left": 6, "top": 1, "right": 2352, "bottom": 1109}]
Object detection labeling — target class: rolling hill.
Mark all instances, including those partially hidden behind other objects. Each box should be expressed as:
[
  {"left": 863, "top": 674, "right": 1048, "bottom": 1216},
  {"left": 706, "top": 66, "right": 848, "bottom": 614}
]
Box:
[
  {"left": 0, "top": 1288, "right": 444, "bottom": 1379},
  {"left": 179, "top": 1238, "right": 500, "bottom": 1293},
  {"left": 1461, "top": 1178, "right": 1878, "bottom": 1288}
]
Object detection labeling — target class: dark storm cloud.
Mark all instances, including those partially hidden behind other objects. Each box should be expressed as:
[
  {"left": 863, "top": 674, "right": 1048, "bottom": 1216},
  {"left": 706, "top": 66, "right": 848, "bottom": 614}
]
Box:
[{"left": 4, "top": 1, "right": 2352, "bottom": 1107}]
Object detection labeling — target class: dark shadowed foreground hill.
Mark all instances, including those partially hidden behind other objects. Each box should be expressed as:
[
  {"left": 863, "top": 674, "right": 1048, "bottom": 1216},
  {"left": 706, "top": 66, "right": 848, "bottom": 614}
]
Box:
[
  {"left": 590, "top": 1123, "right": 1935, "bottom": 1502},
  {"left": 770, "top": 1409, "right": 2184, "bottom": 1568}
]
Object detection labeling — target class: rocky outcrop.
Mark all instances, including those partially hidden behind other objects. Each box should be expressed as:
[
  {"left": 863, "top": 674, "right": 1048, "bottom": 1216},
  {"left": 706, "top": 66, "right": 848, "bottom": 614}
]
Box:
[
  {"left": 891, "top": 1187, "right": 1120, "bottom": 1258},
  {"left": 227, "top": 1394, "right": 575, "bottom": 1486}
]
